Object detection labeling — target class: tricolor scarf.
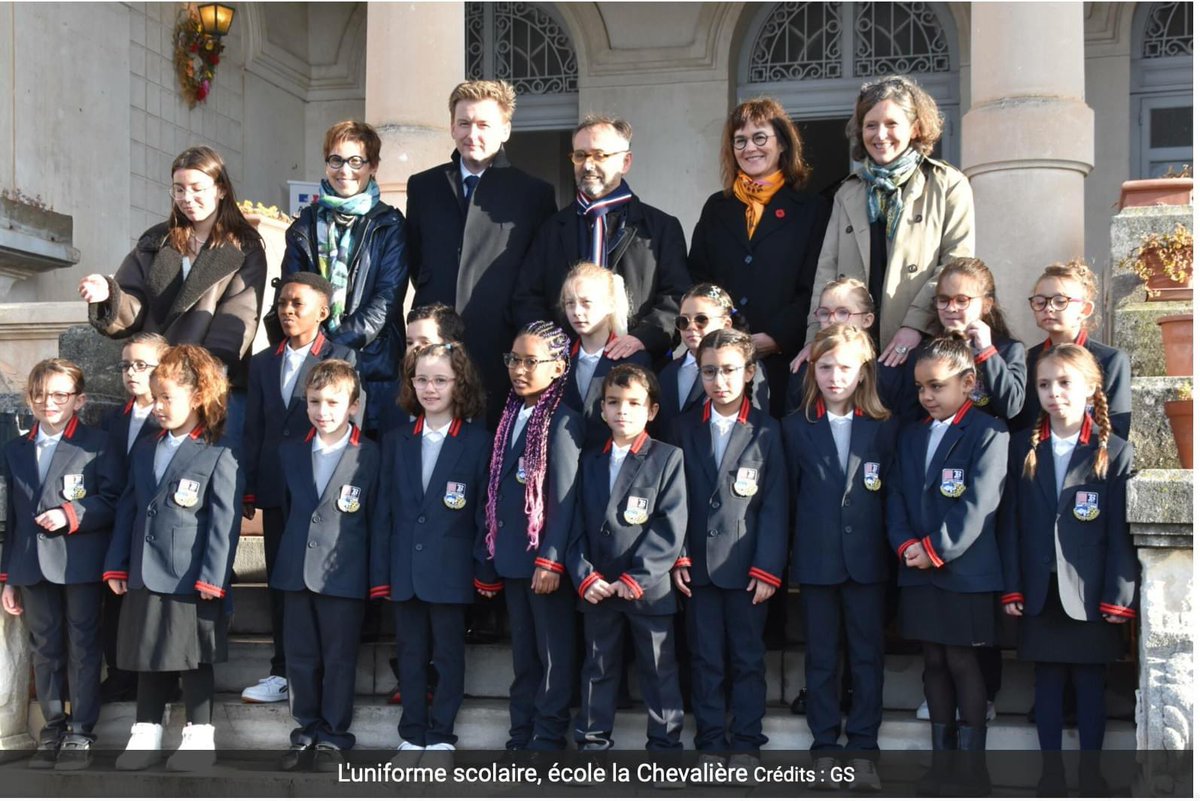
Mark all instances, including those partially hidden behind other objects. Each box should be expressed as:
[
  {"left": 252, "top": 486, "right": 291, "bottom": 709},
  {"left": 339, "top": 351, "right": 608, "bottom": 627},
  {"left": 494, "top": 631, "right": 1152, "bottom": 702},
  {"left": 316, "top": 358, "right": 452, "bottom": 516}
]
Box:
[
  {"left": 857, "top": 148, "right": 922, "bottom": 240},
  {"left": 576, "top": 179, "right": 634, "bottom": 267},
  {"left": 316, "top": 178, "right": 380, "bottom": 327},
  {"left": 732, "top": 170, "right": 785, "bottom": 239}
]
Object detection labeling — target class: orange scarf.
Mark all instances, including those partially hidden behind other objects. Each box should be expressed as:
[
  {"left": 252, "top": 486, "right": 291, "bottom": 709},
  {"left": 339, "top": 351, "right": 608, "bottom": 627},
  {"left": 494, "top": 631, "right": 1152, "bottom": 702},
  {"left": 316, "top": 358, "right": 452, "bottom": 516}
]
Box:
[{"left": 733, "top": 170, "right": 785, "bottom": 239}]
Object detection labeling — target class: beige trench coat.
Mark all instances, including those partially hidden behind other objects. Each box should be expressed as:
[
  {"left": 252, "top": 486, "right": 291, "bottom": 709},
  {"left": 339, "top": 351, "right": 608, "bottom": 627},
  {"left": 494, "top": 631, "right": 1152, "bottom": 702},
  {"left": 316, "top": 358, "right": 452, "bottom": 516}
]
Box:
[{"left": 806, "top": 158, "right": 974, "bottom": 345}]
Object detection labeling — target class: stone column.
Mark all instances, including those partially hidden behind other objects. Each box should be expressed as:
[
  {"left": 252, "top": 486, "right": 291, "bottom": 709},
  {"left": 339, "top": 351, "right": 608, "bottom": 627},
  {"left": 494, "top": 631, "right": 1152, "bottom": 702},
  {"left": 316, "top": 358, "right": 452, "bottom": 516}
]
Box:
[
  {"left": 364, "top": 2, "right": 465, "bottom": 215},
  {"left": 961, "top": 2, "right": 1094, "bottom": 345}
]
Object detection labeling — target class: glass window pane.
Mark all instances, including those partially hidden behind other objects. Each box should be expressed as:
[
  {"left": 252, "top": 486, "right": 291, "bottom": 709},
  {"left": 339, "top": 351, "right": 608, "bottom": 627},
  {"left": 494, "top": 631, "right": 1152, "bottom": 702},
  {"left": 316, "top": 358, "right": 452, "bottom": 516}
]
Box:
[{"left": 1150, "top": 105, "right": 1193, "bottom": 148}]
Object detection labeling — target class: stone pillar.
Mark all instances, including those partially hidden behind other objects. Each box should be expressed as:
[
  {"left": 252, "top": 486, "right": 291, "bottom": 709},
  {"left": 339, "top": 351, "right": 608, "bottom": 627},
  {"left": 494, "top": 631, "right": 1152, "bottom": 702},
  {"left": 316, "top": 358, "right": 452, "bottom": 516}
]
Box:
[
  {"left": 364, "top": 2, "right": 465, "bottom": 215},
  {"left": 961, "top": 2, "right": 1094, "bottom": 345}
]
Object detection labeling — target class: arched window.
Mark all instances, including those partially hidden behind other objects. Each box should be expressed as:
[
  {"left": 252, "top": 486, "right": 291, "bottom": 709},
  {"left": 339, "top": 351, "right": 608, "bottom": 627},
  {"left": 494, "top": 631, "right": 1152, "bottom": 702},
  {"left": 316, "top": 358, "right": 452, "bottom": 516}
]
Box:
[
  {"left": 466, "top": 1, "right": 578, "bottom": 129},
  {"left": 1131, "top": 2, "right": 1193, "bottom": 177}
]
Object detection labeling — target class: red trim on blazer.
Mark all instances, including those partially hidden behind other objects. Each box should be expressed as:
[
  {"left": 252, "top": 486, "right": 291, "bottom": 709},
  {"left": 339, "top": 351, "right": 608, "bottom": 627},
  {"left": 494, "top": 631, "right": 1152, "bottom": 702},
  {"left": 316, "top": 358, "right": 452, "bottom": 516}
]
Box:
[
  {"left": 578, "top": 572, "right": 604, "bottom": 599},
  {"left": 311, "top": 330, "right": 327, "bottom": 356},
  {"left": 26, "top": 422, "right": 36, "bottom": 441},
  {"left": 369, "top": 585, "right": 391, "bottom": 599},
  {"left": 413, "top": 416, "right": 424, "bottom": 435},
  {"left": 243, "top": 494, "right": 257, "bottom": 504},
  {"left": 473, "top": 578, "right": 504, "bottom": 593},
  {"left": 815, "top": 398, "right": 863, "bottom": 419},
  {"left": 923, "top": 400, "right": 976, "bottom": 426},
  {"left": 0, "top": 573, "right": 7, "bottom": 583},
  {"left": 123, "top": 398, "right": 135, "bottom": 415},
  {"left": 601, "top": 430, "right": 649, "bottom": 455},
  {"left": 26, "top": 416, "right": 81, "bottom": 442},
  {"left": 618, "top": 573, "right": 644, "bottom": 599},
  {"left": 349, "top": 425, "right": 361, "bottom": 446},
  {"left": 570, "top": 331, "right": 616, "bottom": 357},
  {"left": 415, "top": 416, "right": 463, "bottom": 438},
  {"left": 748, "top": 567, "right": 781, "bottom": 589},
  {"left": 700, "top": 396, "right": 751, "bottom": 424},
  {"left": 60, "top": 503, "right": 80, "bottom": 534},
  {"left": 1000, "top": 593, "right": 1025, "bottom": 605},
  {"left": 896, "top": 538, "right": 920, "bottom": 559},
  {"left": 157, "top": 424, "right": 205, "bottom": 441},
  {"left": 1039, "top": 417, "right": 1051, "bottom": 441},
  {"left": 920, "top": 536, "right": 945, "bottom": 569},
  {"left": 674, "top": 556, "right": 692, "bottom": 569},
  {"left": 102, "top": 571, "right": 129, "bottom": 582},
  {"left": 533, "top": 557, "right": 564, "bottom": 575},
  {"left": 194, "top": 580, "right": 226, "bottom": 598},
  {"left": 1099, "top": 602, "right": 1135, "bottom": 619},
  {"left": 973, "top": 346, "right": 998, "bottom": 364},
  {"left": 449, "top": 418, "right": 462, "bottom": 437},
  {"left": 1040, "top": 330, "right": 1089, "bottom": 351},
  {"left": 305, "top": 428, "right": 316, "bottom": 443},
  {"left": 274, "top": 339, "right": 287, "bottom": 356},
  {"left": 1039, "top": 415, "right": 1094, "bottom": 445}
]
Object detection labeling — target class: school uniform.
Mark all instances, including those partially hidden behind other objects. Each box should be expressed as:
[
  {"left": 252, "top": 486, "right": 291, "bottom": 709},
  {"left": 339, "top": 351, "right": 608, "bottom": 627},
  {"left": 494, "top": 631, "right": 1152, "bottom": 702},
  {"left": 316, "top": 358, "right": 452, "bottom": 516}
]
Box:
[
  {"left": 785, "top": 359, "right": 922, "bottom": 425},
  {"left": 373, "top": 416, "right": 491, "bottom": 747},
  {"left": 567, "top": 431, "right": 687, "bottom": 750},
  {"left": 675, "top": 397, "right": 788, "bottom": 753},
  {"left": 1014, "top": 331, "right": 1133, "bottom": 439},
  {"left": 886, "top": 402, "right": 1009, "bottom": 646},
  {"left": 243, "top": 331, "right": 357, "bottom": 678},
  {"left": 653, "top": 352, "right": 770, "bottom": 442},
  {"left": 2, "top": 417, "right": 116, "bottom": 746},
  {"left": 271, "top": 425, "right": 383, "bottom": 750},
  {"left": 563, "top": 335, "right": 653, "bottom": 450},
  {"left": 783, "top": 401, "right": 898, "bottom": 753},
  {"left": 102, "top": 426, "right": 243, "bottom": 671},
  {"left": 971, "top": 336, "right": 1027, "bottom": 422},
  {"left": 476, "top": 402, "right": 583, "bottom": 750}
]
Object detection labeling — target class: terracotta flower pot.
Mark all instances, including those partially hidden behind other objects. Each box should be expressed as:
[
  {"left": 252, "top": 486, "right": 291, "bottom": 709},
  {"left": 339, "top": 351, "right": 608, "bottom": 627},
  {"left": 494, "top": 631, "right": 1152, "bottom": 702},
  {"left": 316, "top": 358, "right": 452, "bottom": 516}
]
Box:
[
  {"left": 1164, "top": 399, "right": 1193, "bottom": 469},
  {"left": 1157, "top": 313, "right": 1194, "bottom": 377},
  {"left": 1119, "top": 178, "right": 1194, "bottom": 210},
  {"left": 1139, "top": 246, "right": 1194, "bottom": 302}
]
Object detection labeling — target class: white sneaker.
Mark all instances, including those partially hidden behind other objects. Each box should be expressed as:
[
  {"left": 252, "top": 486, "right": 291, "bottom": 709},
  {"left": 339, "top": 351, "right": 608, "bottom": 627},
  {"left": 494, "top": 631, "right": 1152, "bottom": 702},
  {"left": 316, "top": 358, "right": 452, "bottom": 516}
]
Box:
[
  {"left": 166, "top": 723, "right": 216, "bottom": 772},
  {"left": 846, "top": 758, "right": 882, "bottom": 792},
  {"left": 808, "top": 756, "right": 841, "bottom": 791},
  {"left": 424, "top": 742, "right": 455, "bottom": 750},
  {"left": 241, "top": 675, "right": 288, "bottom": 703},
  {"left": 389, "top": 740, "right": 424, "bottom": 768},
  {"left": 396, "top": 740, "right": 425, "bottom": 751},
  {"left": 115, "top": 722, "right": 163, "bottom": 771},
  {"left": 915, "top": 699, "right": 930, "bottom": 720}
]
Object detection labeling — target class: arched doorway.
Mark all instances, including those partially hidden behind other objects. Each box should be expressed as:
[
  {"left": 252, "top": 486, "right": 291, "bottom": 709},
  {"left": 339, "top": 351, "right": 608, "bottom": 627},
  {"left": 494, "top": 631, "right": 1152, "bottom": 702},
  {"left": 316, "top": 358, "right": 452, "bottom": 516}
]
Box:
[{"left": 1130, "top": 1, "right": 1193, "bottom": 178}]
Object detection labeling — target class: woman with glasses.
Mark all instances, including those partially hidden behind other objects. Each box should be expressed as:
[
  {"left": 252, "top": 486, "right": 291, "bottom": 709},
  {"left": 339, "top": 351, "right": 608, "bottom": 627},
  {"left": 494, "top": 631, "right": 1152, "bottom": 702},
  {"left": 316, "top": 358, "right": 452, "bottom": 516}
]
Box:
[
  {"left": 796, "top": 74, "right": 974, "bottom": 373},
  {"left": 274, "top": 120, "right": 407, "bottom": 437},
  {"left": 79, "top": 145, "right": 266, "bottom": 448},
  {"left": 689, "top": 98, "right": 831, "bottom": 417}
]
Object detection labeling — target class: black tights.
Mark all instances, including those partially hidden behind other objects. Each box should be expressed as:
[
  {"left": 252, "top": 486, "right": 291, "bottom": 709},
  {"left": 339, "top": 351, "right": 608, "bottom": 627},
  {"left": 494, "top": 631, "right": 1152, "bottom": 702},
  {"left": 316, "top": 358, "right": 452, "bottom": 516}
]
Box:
[
  {"left": 135, "top": 666, "right": 214, "bottom": 726},
  {"left": 922, "top": 643, "right": 987, "bottom": 728}
]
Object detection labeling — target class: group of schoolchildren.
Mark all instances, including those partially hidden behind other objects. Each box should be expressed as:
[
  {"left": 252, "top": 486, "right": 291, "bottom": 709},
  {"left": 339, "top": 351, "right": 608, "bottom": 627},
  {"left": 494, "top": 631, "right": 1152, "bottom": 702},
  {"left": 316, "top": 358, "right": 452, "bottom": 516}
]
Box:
[{"left": 1, "top": 254, "right": 1138, "bottom": 787}]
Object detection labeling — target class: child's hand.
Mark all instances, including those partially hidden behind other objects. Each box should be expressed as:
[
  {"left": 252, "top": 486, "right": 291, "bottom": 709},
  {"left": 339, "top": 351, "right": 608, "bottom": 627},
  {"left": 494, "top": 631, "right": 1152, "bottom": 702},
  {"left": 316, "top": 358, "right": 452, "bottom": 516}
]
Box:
[
  {"left": 789, "top": 343, "right": 813, "bottom": 372},
  {"left": 965, "top": 319, "right": 993, "bottom": 352},
  {"left": 35, "top": 508, "right": 68, "bottom": 532},
  {"left": 107, "top": 578, "right": 127, "bottom": 596},
  {"left": 672, "top": 567, "right": 692, "bottom": 598},
  {"left": 1003, "top": 601, "right": 1024, "bottom": 617},
  {"left": 1102, "top": 614, "right": 1126, "bottom": 624},
  {"left": 242, "top": 503, "right": 256, "bottom": 521},
  {"left": 904, "top": 544, "right": 933, "bottom": 570},
  {"left": 747, "top": 577, "right": 776, "bottom": 605},
  {"left": 531, "top": 567, "right": 560, "bottom": 595},
  {"left": 477, "top": 588, "right": 498, "bottom": 599},
  {"left": 611, "top": 581, "right": 635, "bottom": 601},
  {"left": 584, "top": 579, "right": 614, "bottom": 605},
  {"left": 199, "top": 589, "right": 221, "bottom": 601},
  {"left": 604, "top": 334, "right": 647, "bottom": 361},
  {"left": 1, "top": 585, "right": 22, "bottom": 616}
]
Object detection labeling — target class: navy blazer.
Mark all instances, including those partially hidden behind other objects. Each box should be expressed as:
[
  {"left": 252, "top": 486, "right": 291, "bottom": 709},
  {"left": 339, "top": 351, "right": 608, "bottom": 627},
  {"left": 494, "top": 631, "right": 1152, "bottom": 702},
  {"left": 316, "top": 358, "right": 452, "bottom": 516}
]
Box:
[
  {"left": 374, "top": 416, "right": 491, "bottom": 605},
  {"left": 568, "top": 432, "right": 687, "bottom": 615},
  {"left": 562, "top": 337, "right": 653, "bottom": 451},
  {"left": 783, "top": 403, "right": 899, "bottom": 586},
  {"left": 479, "top": 402, "right": 583, "bottom": 582},
  {"left": 999, "top": 418, "right": 1137, "bottom": 622},
  {"left": 674, "top": 399, "right": 788, "bottom": 591},
  {"left": 1, "top": 418, "right": 117, "bottom": 586},
  {"left": 103, "top": 427, "right": 242, "bottom": 597},
  {"left": 886, "top": 403, "right": 1009, "bottom": 593},
  {"left": 785, "top": 358, "right": 922, "bottom": 426},
  {"left": 972, "top": 336, "right": 1026, "bottom": 422},
  {"left": 271, "top": 426, "right": 383, "bottom": 600},
  {"left": 1014, "top": 333, "right": 1133, "bottom": 440},
  {"left": 101, "top": 398, "right": 162, "bottom": 487},
  {"left": 653, "top": 354, "right": 769, "bottom": 443},
  {"left": 243, "top": 331, "right": 357, "bottom": 509}
]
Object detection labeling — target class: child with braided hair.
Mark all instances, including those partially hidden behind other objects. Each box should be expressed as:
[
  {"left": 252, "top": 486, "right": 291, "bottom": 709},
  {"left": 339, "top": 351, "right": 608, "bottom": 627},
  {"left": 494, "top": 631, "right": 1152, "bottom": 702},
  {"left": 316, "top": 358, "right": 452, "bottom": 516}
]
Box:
[
  {"left": 998, "top": 344, "right": 1136, "bottom": 759},
  {"left": 477, "top": 321, "right": 584, "bottom": 751}
]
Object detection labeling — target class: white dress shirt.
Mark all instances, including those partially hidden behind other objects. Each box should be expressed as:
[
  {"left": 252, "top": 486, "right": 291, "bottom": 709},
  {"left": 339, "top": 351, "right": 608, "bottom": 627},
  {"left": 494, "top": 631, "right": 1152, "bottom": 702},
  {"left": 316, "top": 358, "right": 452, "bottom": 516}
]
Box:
[
  {"left": 609, "top": 442, "right": 631, "bottom": 492},
  {"left": 925, "top": 417, "right": 953, "bottom": 472},
  {"left": 154, "top": 430, "right": 189, "bottom": 485},
  {"left": 127, "top": 402, "right": 154, "bottom": 454},
  {"left": 710, "top": 408, "right": 737, "bottom": 468},
  {"left": 35, "top": 426, "right": 64, "bottom": 486},
  {"left": 312, "top": 426, "right": 352, "bottom": 498},
  {"left": 826, "top": 409, "right": 854, "bottom": 473},
  {"left": 421, "top": 419, "right": 452, "bottom": 492},
  {"left": 510, "top": 404, "right": 535, "bottom": 449},
  {"left": 575, "top": 343, "right": 604, "bottom": 399},
  {"left": 280, "top": 341, "right": 309, "bottom": 404},
  {"left": 1050, "top": 430, "right": 1081, "bottom": 496}
]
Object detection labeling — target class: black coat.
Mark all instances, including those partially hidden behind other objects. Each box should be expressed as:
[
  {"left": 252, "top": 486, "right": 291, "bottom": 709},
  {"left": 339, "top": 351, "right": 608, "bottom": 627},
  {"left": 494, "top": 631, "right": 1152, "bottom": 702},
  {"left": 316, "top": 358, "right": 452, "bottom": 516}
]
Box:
[
  {"left": 513, "top": 195, "right": 692, "bottom": 361},
  {"left": 688, "top": 187, "right": 832, "bottom": 415},
  {"left": 406, "top": 149, "right": 557, "bottom": 422}
]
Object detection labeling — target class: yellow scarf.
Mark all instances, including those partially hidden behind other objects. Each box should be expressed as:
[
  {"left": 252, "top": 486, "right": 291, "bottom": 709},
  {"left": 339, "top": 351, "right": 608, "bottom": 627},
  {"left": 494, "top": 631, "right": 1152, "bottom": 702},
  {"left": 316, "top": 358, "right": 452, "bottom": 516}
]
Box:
[{"left": 733, "top": 170, "right": 786, "bottom": 239}]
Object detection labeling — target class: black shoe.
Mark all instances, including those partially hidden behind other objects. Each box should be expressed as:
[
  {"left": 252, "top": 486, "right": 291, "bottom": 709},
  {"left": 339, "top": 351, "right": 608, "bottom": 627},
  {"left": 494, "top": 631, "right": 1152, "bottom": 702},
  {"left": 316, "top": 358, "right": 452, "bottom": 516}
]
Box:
[
  {"left": 280, "top": 744, "right": 313, "bottom": 772},
  {"left": 790, "top": 688, "right": 807, "bottom": 715},
  {"left": 100, "top": 675, "right": 138, "bottom": 703},
  {"left": 313, "top": 743, "right": 346, "bottom": 773},
  {"left": 55, "top": 735, "right": 94, "bottom": 771},
  {"left": 28, "top": 741, "right": 59, "bottom": 770}
]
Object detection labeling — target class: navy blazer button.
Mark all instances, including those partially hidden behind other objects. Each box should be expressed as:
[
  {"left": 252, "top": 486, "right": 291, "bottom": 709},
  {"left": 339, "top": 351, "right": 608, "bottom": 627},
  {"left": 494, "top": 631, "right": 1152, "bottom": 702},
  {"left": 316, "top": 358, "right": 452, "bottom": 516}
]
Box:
[
  {"left": 498, "top": 520, "right": 504, "bottom": 528},
  {"left": 710, "top": 499, "right": 720, "bottom": 509},
  {"left": 308, "top": 541, "right": 317, "bottom": 549},
  {"left": 146, "top": 535, "right": 155, "bottom": 542},
  {"left": 415, "top": 544, "right": 424, "bottom": 551},
  {"left": 311, "top": 514, "right": 321, "bottom": 524},
  {"left": 283, "top": 428, "right": 290, "bottom": 437},
  {"left": 417, "top": 515, "right": 427, "bottom": 524},
  {"left": 147, "top": 509, "right": 157, "bottom": 517},
  {"left": 744, "top": 255, "right": 753, "bottom": 264},
  {"left": 38, "top": 533, "right": 47, "bottom": 540},
  {"left": 740, "top": 297, "right": 749, "bottom": 306},
  {"left": 844, "top": 525, "right": 853, "bottom": 534},
  {"left": 708, "top": 529, "right": 719, "bottom": 538}
]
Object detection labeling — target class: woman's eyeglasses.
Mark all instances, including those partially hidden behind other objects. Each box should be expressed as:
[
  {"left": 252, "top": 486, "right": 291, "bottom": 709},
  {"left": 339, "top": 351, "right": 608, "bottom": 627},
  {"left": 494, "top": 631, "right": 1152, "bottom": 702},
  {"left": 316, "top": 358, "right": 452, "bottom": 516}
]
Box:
[
  {"left": 732, "top": 132, "right": 776, "bottom": 151},
  {"left": 325, "top": 155, "right": 370, "bottom": 171}
]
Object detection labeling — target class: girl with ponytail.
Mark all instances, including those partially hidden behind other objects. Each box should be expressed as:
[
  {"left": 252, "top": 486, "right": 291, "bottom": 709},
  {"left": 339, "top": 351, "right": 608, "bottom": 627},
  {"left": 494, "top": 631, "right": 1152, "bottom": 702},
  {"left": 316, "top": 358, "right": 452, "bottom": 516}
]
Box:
[
  {"left": 477, "top": 321, "right": 584, "bottom": 751},
  {"left": 998, "top": 343, "right": 1137, "bottom": 761}
]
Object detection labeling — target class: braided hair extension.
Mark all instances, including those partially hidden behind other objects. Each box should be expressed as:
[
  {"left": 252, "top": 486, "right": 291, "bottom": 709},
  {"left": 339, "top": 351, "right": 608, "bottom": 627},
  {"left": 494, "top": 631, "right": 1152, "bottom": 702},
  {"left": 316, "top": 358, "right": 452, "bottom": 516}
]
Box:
[{"left": 484, "top": 321, "right": 572, "bottom": 557}]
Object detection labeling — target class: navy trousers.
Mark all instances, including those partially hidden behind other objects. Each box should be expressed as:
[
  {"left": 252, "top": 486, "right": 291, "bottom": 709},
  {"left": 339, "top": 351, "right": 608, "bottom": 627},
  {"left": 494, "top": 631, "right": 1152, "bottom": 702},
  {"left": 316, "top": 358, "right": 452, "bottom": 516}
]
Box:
[
  {"left": 283, "top": 590, "right": 364, "bottom": 749},
  {"left": 503, "top": 579, "right": 575, "bottom": 750},
  {"left": 393, "top": 600, "right": 467, "bottom": 746},
  {"left": 23, "top": 581, "right": 103, "bottom": 744}
]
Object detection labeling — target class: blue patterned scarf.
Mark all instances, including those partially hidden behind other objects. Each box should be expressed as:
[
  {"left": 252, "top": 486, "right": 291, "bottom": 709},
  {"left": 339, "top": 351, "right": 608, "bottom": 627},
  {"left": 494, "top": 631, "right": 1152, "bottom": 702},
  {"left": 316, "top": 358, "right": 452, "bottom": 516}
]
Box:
[
  {"left": 857, "top": 149, "right": 922, "bottom": 240},
  {"left": 316, "top": 178, "right": 380, "bottom": 327}
]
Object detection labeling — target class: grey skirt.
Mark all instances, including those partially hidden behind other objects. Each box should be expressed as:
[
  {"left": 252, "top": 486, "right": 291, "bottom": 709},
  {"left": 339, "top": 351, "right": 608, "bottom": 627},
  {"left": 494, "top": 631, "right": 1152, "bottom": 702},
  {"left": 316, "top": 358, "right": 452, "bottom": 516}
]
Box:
[{"left": 116, "top": 587, "right": 229, "bottom": 672}]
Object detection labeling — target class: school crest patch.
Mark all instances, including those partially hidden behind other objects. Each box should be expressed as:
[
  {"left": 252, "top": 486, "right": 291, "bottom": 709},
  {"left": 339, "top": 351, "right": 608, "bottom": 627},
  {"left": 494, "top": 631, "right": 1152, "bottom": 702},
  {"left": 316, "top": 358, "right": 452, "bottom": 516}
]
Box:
[
  {"left": 623, "top": 496, "right": 650, "bottom": 526},
  {"left": 173, "top": 479, "right": 201, "bottom": 508},
  {"left": 863, "top": 462, "right": 882, "bottom": 492},
  {"left": 516, "top": 457, "right": 527, "bottom": 485},
  {"left": 1073, "top": 491, "right": 1100, "bottom": 522},
  {"left": 940, "top": 468, "right": 966, "bottom": 498},
  {"left": 444, "top": 481, "right": 467, "bottom": 510},
  {"left": 337, "top": 484, "right": 362, "bottom": 513},
  {"left": 61, "top": 473, "right": 86, "bottom": 501},
  {"left": 970, "top": 385, "right": 991, "bottom": 407},
  {"left": 732, "top": 467, "right": 759, "bottom": 497}
]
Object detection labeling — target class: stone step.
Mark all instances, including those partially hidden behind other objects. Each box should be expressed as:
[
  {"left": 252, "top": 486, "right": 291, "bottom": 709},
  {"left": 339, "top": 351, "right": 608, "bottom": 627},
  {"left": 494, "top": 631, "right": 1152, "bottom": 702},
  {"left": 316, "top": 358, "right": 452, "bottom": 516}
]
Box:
[
  {"left": 1111, "top": 299, "right": 1192, "bottom": 377},
  {"left": 1130, "top": 376, "right": 1192, "bottom": 470}
]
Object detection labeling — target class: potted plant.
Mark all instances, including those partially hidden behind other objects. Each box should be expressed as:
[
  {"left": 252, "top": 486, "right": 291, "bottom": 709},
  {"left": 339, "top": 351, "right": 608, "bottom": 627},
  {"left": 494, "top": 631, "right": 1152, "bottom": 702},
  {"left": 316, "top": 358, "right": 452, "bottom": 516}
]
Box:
[
  {"left": 1164, "top": 380, "right": 1193, "bottom": 469},
  {"left": 1126, "top": 223, "right": 1194, "bottom": 302},
  {"left": 1157, "top": 311, "right": 1194, "bottom": 377},
  {"left": 1119, "top": 164, "right": 1193, "bottom": 209}
]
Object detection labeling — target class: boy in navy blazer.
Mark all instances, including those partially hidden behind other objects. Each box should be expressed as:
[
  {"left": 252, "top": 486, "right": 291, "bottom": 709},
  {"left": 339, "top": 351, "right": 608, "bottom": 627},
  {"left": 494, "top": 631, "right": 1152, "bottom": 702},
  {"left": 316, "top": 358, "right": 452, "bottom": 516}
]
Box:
[
  {"left": 568, "top": 364, "right": 687, "bottom": 751},
  {"left": 2, "top": 359, "right": 117, "bottom": 768},
  {"left": 272, "top": 361, "right": 384, "bottom": 770},
  {"left": 241, "top": 273, "right": 356, "bottom": 705}
]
